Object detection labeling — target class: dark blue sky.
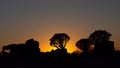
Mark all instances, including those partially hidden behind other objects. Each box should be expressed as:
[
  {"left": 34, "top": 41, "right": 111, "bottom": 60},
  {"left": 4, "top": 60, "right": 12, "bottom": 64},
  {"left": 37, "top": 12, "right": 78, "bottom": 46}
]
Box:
[{"left": 0, "top": 0, "right": 120, "bottom": 53}]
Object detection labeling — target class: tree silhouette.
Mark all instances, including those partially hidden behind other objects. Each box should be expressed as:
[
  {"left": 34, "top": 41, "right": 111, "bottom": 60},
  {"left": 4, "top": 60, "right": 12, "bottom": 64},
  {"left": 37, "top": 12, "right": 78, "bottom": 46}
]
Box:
[
  {"left": 89, "top": 30, "right": 111, "bottom": 44},
  {"left": 50, "top": 33, "right": 70, "bottom": 49},
  {"left": 76, "top": 39, "right": 91, "bottom": 52},
  {"left": 0, "top": 32, "right": 120, "bottom": 68},
  {"left": 89, "top": 30, "right": 115, "bottom": 55}
]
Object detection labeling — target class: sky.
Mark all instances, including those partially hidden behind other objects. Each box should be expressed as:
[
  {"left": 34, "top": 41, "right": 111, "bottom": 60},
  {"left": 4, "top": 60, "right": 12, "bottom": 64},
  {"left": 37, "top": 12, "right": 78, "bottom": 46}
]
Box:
[{"left": 0, "top": 0, "right": 120, "bottom": 53}]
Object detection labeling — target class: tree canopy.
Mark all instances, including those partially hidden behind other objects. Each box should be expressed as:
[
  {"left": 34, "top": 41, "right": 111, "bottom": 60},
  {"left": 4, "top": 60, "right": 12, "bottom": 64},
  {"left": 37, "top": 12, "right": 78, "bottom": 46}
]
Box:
[
  {"left": 50, "top": 33, "right": 70, "bottom": 49},
  {"left": 76, "top": 39, "right": 91, "bottom": 51},
  {"left": 89, "top": 30, "right": 112, "bottom": 44}
]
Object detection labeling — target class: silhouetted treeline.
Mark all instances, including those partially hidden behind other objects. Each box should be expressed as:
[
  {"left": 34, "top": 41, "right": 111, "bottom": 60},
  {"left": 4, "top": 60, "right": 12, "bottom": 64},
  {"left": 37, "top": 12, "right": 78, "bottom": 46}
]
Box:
[{"left": 0, "top": 30, "right": 120, "bottom": 68}]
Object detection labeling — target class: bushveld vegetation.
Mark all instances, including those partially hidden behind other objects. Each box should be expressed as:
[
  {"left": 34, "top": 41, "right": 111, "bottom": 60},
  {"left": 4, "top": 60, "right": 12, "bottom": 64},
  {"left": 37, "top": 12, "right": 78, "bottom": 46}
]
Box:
[{"left": 0, "top": 30, "right": 120, "bottom": 68}]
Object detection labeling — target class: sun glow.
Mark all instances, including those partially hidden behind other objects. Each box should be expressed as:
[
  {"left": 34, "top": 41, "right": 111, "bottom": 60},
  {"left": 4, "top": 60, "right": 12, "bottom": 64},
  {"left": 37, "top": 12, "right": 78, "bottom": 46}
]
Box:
[
  {"left": 35, "top": 25, "right": 87, "bottom": 54},
  {"left": 38, "top": 38, "right": 77, "bottom": 53},
  {"left": 39, "top": 41, "right": 76, "bottom": 53},
  {"left": 66, "top": 41, "right": 77, "bottom": 53}
]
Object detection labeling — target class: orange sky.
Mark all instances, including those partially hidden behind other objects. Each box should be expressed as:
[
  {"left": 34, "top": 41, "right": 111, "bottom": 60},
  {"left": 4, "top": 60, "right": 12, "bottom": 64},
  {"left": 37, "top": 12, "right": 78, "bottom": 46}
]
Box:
[{"left": 0, "top": 0, "right": 120, "bottom": 53}]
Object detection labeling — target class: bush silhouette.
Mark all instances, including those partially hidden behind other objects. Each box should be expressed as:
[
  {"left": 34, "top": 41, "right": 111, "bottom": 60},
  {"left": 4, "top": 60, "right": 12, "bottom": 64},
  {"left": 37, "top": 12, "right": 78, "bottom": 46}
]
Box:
[
  {"left": 76, "top": 39, "right": 91, "bottom": 52},
  {"left": 76, "top": 38, "right": 92, "bottom": 57},
  {"left": 0, "top": 31, "right": 120, "bottom": 68},
  {"left": 24, "top": 39, "right": 40, "bottom": 57},
  {"left": 1, "top": 44, "right": 24, "bottom": 57},
  {"left": 0, "top": 39, "right": 40, "bottom": 59}
]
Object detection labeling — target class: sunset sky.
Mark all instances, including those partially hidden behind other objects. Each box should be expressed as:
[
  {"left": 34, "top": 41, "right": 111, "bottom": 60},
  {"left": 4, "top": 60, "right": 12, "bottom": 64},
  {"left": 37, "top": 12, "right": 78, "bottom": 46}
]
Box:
[{"left": 0, "top": 0, "right": 120, "bottom": 53}]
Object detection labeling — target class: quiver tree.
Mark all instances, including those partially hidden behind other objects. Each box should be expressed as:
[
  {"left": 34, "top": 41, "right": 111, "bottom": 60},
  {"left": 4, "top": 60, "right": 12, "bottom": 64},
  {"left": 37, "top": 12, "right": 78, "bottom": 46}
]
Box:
[{"left": 50, "top": 33, "right": 70, "bottom": 49}]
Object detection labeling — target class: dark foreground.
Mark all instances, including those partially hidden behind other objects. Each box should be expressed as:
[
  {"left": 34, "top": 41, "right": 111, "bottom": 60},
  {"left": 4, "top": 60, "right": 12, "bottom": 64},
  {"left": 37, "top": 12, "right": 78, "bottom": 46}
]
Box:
[{"left": 0, "top": 51, "right": 120, "bottom": 68}]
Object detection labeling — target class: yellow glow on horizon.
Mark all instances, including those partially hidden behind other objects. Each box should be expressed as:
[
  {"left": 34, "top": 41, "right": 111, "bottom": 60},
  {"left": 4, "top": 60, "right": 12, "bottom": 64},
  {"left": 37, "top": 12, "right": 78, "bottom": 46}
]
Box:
[
  {"left": 38, "top": 38, "right": 77, "bottom": 53},
  {"left": 34, "top": 22, "right": 87, "bottom": 53},
  {"left": 66, "top": 41, "right": 77, "bottom": 53}
]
